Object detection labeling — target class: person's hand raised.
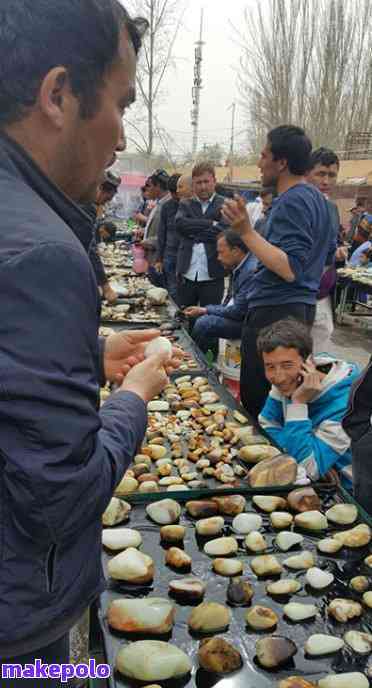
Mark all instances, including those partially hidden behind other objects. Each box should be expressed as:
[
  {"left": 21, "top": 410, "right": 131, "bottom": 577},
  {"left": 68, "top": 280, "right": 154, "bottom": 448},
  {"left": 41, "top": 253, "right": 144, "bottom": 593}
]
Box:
[{"left": 222, "top": 195, "right": 252, "bottom": 234}]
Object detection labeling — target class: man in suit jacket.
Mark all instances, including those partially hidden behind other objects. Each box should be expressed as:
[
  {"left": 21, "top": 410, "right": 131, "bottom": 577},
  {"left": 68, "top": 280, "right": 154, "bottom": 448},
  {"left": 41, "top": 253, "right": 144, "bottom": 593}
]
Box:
[
  {"left": 185, "top": 230, "right": 257, "bottom": 353},
  {"left": 175, "top": 162, "right": 229, "bottom": 307}
]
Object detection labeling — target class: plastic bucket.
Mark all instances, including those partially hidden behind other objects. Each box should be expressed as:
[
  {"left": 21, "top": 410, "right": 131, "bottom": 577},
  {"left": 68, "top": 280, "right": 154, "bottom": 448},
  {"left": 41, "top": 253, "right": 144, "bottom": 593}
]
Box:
[{"left": 217, "top": 339, "right": 241, "bottom": 402}]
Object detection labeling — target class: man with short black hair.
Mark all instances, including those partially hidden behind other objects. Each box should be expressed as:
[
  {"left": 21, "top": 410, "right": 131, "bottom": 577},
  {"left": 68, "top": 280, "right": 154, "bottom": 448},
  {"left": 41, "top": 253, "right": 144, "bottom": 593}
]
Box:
[
  {"left": 223, "top": 125, "right": 333, "bottom": 418},
  {"left": 0, "top": 1, "right": 179, "bottom": 680},
  {"left": 306, "top": 147, "right": 345, "bottom": 354},
  {"left": 257, "top": 318, "right": 359, "bottom": 485},
  {"left": 156, "top": 173, "right": 181, "bottom": 301},
  {"left": 184, "top": 230, "right": 257, "bottom": 353},
  {"left": 175, "top": 162, "right": 229, "bottom": 308}
]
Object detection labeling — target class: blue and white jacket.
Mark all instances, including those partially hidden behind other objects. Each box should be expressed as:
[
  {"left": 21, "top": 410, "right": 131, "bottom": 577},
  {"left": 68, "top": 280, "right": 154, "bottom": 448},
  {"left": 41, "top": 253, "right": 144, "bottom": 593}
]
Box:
[{"left": 259, "top": 356, "right": 360, "bottom": 485}]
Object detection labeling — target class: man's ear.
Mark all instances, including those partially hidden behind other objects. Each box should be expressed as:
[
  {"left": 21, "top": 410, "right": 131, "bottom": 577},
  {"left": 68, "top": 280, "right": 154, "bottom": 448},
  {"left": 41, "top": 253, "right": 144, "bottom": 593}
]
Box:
[{"left": 38, "top": 67, "right": 74, "bottom": 129}]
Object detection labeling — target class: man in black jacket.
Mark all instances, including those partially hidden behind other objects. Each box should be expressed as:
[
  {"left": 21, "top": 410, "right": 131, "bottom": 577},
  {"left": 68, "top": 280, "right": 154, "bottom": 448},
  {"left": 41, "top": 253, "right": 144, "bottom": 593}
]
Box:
[
  {"left": 0, "top": 2, "right": 180, "bottom": 684},
  {"left": 175, "top": 162, "right": 229, "bottom": 308},
  {"left": 343, "top": 359, "right": 372, "bottom": 515}
]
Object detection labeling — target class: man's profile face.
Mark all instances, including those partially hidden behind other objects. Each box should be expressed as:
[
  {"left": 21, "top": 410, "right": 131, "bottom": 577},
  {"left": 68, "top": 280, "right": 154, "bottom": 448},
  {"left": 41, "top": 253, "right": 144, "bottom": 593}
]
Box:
[
  {"left": 258, "top": 143, "right": 282, "bottom": 187},
  {"left": 67, "top": 28, "right": 136, "bottom": 203},
  {"left": 193, "top": 172, "right": 216, "bottom": 201},
  {"left": 217, "top": 237, "right": 240, "bottom": 270},
  {"left": 307, "top": 163, "right": 339, "bottom": 196},
  {"left": 262, "top": 346, "right": 304, "bottom": 398},
  {"left": 177, "top": 177, "right": 193, "bottom": 200},
  {"left": 147, "top": 180, "right": 161, "bottom": 200}
]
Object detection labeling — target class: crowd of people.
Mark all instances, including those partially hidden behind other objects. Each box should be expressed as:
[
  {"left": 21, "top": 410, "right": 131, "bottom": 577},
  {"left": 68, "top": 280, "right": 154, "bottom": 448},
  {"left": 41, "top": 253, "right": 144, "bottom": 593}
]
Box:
[
  {"left": 132, "top": 129, "right": 372, "bottom": 497},
  {"left": 0, "top": 1, "right": 371, "bottom": 685}
]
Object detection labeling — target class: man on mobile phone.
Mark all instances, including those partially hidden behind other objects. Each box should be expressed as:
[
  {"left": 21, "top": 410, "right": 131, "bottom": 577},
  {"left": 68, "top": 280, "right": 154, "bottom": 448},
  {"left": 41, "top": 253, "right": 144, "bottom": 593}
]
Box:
[{"left": 257, "top": 318, "right": 359, "bottom": 486}]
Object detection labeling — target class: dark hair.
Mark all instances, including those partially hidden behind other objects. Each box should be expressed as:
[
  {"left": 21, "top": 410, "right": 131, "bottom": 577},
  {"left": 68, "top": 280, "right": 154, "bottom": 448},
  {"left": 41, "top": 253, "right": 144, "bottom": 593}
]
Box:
[
  {"left": 168, "top": 173, "right": 181, "bottom": 193},
  {"left": 308, "top": 147, "right": 340, "bottom": 171},
  {"left": 98, "top": 221, "right": 116, "bottom": 237},
  {"left": 260, "top": 186, "right": 275, "bottom": 198},
  {"left": 192, "top": 162, "right": 216, "bottom": 179},
  {"left": 267, "top": 125, "right": 312, "bottom": 175},
  {"left": 149, "top": 169, "right": 169, "bottom": 191},
  {"left": 0, "top": 0, "right": 148, "bottom": 126},
  {"left": 101, "top": 181, "right": 118, "bottom": 195},
  {"left": 218, "top": 230, "right": 248, "bottom": 255},
  {"left": 257, "top": 318, "right": 313, "bottom": 360}
]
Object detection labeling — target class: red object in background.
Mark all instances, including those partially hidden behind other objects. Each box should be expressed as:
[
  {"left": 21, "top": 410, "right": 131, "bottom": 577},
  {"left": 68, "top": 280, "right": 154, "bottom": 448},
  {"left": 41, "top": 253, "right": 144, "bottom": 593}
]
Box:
[{"left": 223, "top": 376, "right": 241, "bottom": 403}]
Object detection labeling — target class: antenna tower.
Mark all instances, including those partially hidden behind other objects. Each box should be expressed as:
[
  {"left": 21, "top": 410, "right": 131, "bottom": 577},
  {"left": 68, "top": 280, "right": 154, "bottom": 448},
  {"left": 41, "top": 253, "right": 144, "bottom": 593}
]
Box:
[{"left": 191, "top": 11, "right": 204, "bottom": 160}]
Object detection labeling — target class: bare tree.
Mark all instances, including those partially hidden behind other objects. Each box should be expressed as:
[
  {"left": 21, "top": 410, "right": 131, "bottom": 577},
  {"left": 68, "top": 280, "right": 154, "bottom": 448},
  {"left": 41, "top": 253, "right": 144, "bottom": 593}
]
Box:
[
  {"left": 125, "top": 0, "right": 186, "bottom": 156},
  {"left": 235, "top": 0, "right": 372, "bottom": 155}
]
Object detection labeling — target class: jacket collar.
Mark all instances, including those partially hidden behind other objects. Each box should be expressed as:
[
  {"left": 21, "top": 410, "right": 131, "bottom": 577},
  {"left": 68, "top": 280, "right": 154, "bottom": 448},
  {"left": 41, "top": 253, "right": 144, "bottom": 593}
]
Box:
[{"left": 0, "top": 131, "right": 94, "bottom": 252}]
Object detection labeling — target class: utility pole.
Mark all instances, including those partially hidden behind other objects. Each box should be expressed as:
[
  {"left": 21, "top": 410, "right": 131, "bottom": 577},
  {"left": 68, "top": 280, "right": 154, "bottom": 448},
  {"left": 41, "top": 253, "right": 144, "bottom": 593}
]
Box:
[
  {"left": 191, "top": 10, "right": 204, "bottom": 161},
  {"left": 228, "top": 102, "right": 236, "bottom": 182}
]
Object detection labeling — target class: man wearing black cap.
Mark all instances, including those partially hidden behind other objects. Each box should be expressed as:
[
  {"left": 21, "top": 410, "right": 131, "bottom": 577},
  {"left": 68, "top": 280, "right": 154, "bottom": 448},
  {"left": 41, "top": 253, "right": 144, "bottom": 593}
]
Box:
[{"left": 141, "top": 169, "right": 171, "bottom": 284}]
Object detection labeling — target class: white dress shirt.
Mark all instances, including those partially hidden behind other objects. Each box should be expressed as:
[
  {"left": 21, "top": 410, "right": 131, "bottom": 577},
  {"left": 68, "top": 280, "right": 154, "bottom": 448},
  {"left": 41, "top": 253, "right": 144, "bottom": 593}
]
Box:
[{"left": 184, "top": 194, "right": 216, "bottom": 282}]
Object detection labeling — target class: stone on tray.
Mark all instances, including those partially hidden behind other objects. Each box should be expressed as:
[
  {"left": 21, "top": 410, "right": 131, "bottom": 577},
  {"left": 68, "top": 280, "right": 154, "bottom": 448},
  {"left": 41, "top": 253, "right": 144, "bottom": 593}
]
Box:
[
  {"left": 102, "top": 527, "right": 142, "bottom": 551},
  {"left": 283, "top": 602, "right": 317, "bottom": 622},
  {"left": 333, "top": 524, "right": 371, "bottom": 548},
  {"left": 343, "top": 630, "right": 372, "bottom": 654},
  {"left": 198, "top": 637, "right": 242, "bottom": 674},
  {"left": 204, "top": 536, "right": 238, "bottom": 557},
  {"left": 213, "top": 558, "right": 243, "bottom": 577},
  {"left": 275, "top": 531, "right": 304, "bottom": 552},
  {"left": 195, "top": 516, "right": 225, "bottom": 537},
  {"left": 304, "top": 634, "right": 344, "bottom": 656},
  {"left": 266, "top": 579, "right": 302, "bottom": 596},
  {"left": 318, "top": 674, "right": 369, "bottom": 688},
  {"left": 165, "top": 547, "right": 192, "bottom": 570},
  {"left": 248, "top": 455, "right": 298, "bottom": 488},
  {"left": 115, "top": 641, "right": 191, "bottom": 681},
  {"left": 102, "top": 498, "right": 131, "bottom": 526},
  {"left": 212, "top": 495, "right": 246, "bottom": 516},
  {"left": 305, "top": 567, "right": 334, "bottom": 590},
  {"left": 256, "top": 637, "right": 297, "bottom": 669},
  {"left": 350, "top": 576, "right": 369, "bottom": 593},
  {"left": 251, "top": 555, "right": 283, "bottom": 577},
  {"left": 186, "top": 500, "right": 219, "bottom": 519},
  {"left": 188, "top": 602, "right": 231, "bottom": 633},
  {"left": 294, "top": 510, "right": 328, "bottom": 531},
  {"left": 284, "top": 551, "right": 315, "bottom": 570},
  {"left": 232, "top": 513, "right": 263, "bottom": 534},
  {"left": 317, "top": 537, "right": 343, "bottom": 554},
  {"left": 168, "top": 577, "right": 206, "bottom": 602},
  {"left": 287, "top": 487, "right": 321, "bottom": 513},
  {"left": 239, "top": 444, "right": 281, "bottom": 464},
  {"left": 245, "top": 531, "right": 268, "bottom": 553},
  {"left": 146, "top": 499, "right": 181, "bottom": 525},
  {"left": 328, "top": 598, "right": 363, "bottom": 623},
  {"left": 270, "top": 512, "right": 294, "bottom": 529},
  {"left": 107, "top": 548, "right": 154, "bottom": 584},
  {"left": 252, "top": 495, "right": 288, "bottom": 513},
  {"left": 325, "top": 504, "right": 358, "bottom": 525},
  {"left": 107, "top": 598, "right": 175, "bottom": 634},
  {"left": 246, "top": 605, "right": 278, "bottom": 630},
  {"left": 227, "top": 577, "right": 254, "bottom": 605},
  {"left": 160, "top": 525, "right": 186, "bottom": 543}
]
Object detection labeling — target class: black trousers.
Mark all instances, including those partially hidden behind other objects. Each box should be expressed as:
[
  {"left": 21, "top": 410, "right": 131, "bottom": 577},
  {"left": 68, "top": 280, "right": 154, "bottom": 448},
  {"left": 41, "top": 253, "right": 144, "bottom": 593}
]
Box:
[
  {"left": 177, "top": 277, "right": 225, "bottom": 309},
  {"left": 351, "top": 427, "right": 372, "bottom": 516},
  {"left": 0, "top": 634, "right": 69, "bottom": 687},
  {"left": 240, "top": 303, "right": 316, "bottom": 419}
]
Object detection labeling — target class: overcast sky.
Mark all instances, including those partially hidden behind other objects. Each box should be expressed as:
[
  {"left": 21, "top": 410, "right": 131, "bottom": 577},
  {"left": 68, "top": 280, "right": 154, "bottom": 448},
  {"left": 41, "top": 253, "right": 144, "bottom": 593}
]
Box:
[{"left": 152, "top": 0, "right": 251, "bottom": 157}]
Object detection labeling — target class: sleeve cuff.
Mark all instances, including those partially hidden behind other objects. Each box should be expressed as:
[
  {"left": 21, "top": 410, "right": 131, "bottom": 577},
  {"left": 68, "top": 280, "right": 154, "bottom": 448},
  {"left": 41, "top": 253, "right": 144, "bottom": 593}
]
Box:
[{"left": 286, "top": 403, "right": 309, "bottom": 421}]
